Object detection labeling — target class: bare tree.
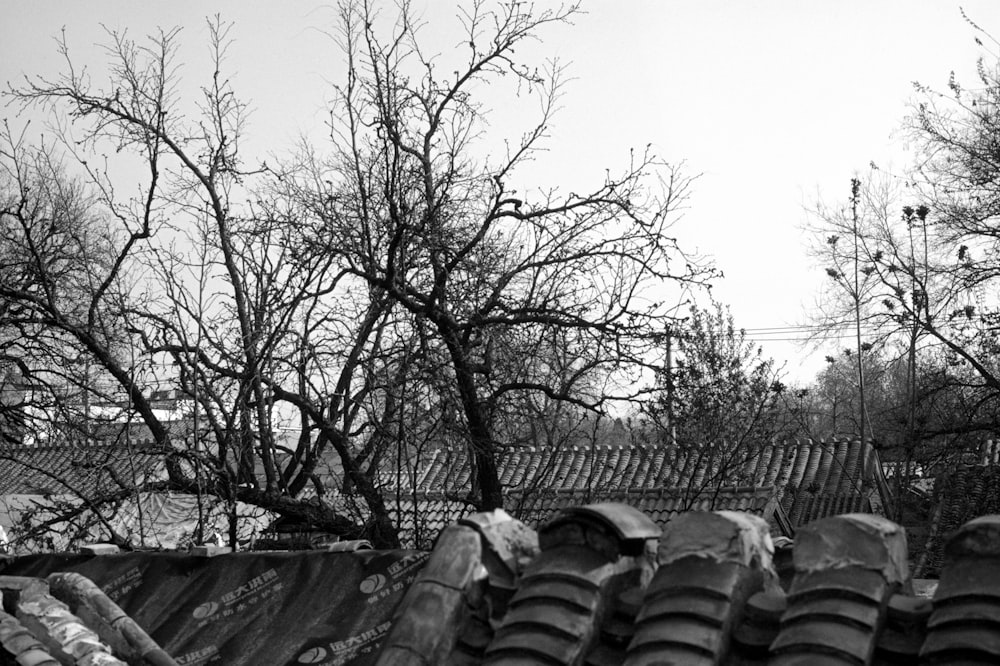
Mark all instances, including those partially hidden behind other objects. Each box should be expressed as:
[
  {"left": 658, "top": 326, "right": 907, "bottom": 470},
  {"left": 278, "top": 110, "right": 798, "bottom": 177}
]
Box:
[
  {"left": 803, "top": 25, "right": 1000, "bottom": 464},
  {"left": 280, "top": 1, "right": 713, "bottom": 510},
  {"left": 2, "top": 1, "right": 713, "bottom": 546},
  {"left": 2, "top": 20, "right": 399, "bottom": 545}
]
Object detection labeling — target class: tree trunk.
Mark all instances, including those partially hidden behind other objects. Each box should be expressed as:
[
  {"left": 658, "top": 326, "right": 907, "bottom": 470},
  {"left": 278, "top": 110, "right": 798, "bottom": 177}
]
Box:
[{"left": 441, "top": 330, "right": 504, "bottom": 511}]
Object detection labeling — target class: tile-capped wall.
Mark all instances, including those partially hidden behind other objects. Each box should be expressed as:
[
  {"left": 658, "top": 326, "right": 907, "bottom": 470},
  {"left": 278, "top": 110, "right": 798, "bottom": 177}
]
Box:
[{"left": 379, "top": 503, "right": 1000, "bottom": 666}]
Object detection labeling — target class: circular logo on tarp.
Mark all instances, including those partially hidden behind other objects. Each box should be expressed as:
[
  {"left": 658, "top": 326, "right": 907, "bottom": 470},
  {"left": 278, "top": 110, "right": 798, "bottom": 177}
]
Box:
[
  {"left": 297, "top": 647, "right": 328, "bottom": 663},
  {"left": 192, "top": 601, "right": 220, "bottom": 619},
  {"left": 359, "top": 573, "right": 386, "bottom": 594}
]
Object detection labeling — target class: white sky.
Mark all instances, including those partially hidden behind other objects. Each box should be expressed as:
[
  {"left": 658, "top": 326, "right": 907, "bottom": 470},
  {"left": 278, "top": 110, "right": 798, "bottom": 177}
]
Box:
[{"left": 3, "top": 1, "right": 998, "bottom": 383}]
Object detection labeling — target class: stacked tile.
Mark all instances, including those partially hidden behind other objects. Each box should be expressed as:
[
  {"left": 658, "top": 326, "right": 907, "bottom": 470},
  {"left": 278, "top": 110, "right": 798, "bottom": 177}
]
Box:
[
  {"left": 448, "top": 511, "right": 540, "bottom": 664},
  {"left": 47, "top": 572, "right": 176, "bottom": 666},
  {"left": 840, "top": 439, "right": 864, "bottom": 494},
  {"left": 15, "top": 578, "right": 127, "bottom": 665},
  {"left": 0, "top": 609, "right": 61, "bottom": 666},
  {"left": 624, "top": 511, "right": 775, "bottom": 666},
  {"left": 375, "top": 523, "right": 487, "bottom": 665},
  {"left": 875, "top": 594, "right": 932, "bottom": 663},
  {"left": 484, "top": 503, "right": 659, "bottom": 665},
  {"left": 383, "top": 504, "right": 1000, "bottom": 664},
  {"left": 920, "top": 514, "right": 1000, "bottom": 663},
  {"left": 770, "top": 513, "right": 908, "bottom": 665},
  {"left": 369, "top": 509, "right": 541, "bottom": 665},
  {"left": 731, "top": 589, "right": 786, "bottom": 663}
]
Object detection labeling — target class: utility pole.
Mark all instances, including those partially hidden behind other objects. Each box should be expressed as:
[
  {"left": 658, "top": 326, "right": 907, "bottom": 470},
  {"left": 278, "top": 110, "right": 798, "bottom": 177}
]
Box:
[
  {"left": 851, "top": 179, "right": 871, "bottom": 476},
  {"left": 905, "top": 206, "right": 918, "bottom": 492},
  {"left": 665, "top": 325, "right": 675, "bottom": 446},
  {"left": 903, "top": 204, "right": 920, "bottom": 520}
]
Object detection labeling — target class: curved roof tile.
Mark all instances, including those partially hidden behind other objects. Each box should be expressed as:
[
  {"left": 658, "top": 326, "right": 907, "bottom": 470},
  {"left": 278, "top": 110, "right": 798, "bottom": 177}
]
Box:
[
  {"left": 381, "top": 440, "right": 885, "bottom": 535},
  {"left": 380, "top": 509, "right": 998, "bottom": 665}
]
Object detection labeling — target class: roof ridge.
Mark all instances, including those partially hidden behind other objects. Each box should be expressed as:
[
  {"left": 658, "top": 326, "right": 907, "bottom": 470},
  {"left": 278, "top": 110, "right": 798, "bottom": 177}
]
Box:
[{"left": 0, "top": 442, "right": 139, "bottom": 453}]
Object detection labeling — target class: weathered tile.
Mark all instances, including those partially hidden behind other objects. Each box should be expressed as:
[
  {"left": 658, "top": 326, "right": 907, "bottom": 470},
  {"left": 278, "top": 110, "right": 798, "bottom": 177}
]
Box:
[
  {"left": 930, "top": 557, "right": 1000, "bottom": 602},
  {"left": 15, "top": 587, "right": 125, "bottom": 666},
  {"left": 635, "top": 593, "right": 730, "bottom": 626},
  {"left": 919, "top": 625, "right": 1000, "bottom": 661},
  {"left": 508, "top": 578, "right": 597, "bottom": 613},
  {"left": 781, "top": 596, "right": 881, "bottom": 628},
  {"left": 376, "top": 524, "right": 484, "bottom": 665},
  {"left": 875, "top": 595, "right": 932, "bottom": 664},
  {"left": 732, "top": 591, "right": 787, "bottom": 659},
  {"left": 552, "top": 504, "right": 661, "bottom": 545},
  {"left": 521, "top": 549, "right": 610, "bottom": 585},
  {"left": 629, "top": 616, "right": 722, "bottom": 653},
  {"left": 885, "top": 594, "right": 932, "bottom": 627},
  {"left": 503, "top": 598, "right": 593, "bottom": 638},
  {"left": 642, "top": 558, "right": 743, "bottom": 600},
  {"left": 487, "top": 503, "right": 655, "bottom": 666},
  {"left": 926, "top": 600, "right": 1000, "bottom": 628},
  {"left": 625, "top": 512, "right": 773, "bottom": 666},
  {"left": 793, "top": 514, "right": 909, "bottom": 585},
  {"left": 584, "top": 642, "right": 627, "bottom": 666},
  {"left": 485, "top": 625, "right": 576, "bottom": 663},
  {"left": 788, "top": 568, "right": 888, "bottom": 604},
  {"left": 771, "top": 617, "right": 872, "bottom": 662},
  {"left": 920, "top": 514, "right": 1000, "bottom": 663},
  {"left": 772, "top": 514, "right": 907, "bottom": 665}
]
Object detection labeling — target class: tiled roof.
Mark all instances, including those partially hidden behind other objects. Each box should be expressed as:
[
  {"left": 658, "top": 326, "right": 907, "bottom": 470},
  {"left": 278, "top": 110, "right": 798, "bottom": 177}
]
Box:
[
  {"left": 383, "top": 485, "right": 789, "bottom": 550},
  {"left": 2, "top": 506, "right": 999, "bottom": 664},
  {"left": 917, "top": 463, "right": 1000, "bottom": 577},
  {"left": 387, "top": 438, "right": 886, "bottom": 528},
  {"left": 379, "top": 506, "right": 1000, "bottom": 665},
  {"left": 504, "top": 485, "right": 781, "bottom": 527},
  {"left": 0, "top": 445, "right": 167, "bottom": 496}
]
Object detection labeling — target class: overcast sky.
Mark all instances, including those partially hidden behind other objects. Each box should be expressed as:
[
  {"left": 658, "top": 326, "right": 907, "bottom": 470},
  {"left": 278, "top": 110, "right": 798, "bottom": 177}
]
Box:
[{"left": 3, "top": 1, "right": 998, "bottom": 383}]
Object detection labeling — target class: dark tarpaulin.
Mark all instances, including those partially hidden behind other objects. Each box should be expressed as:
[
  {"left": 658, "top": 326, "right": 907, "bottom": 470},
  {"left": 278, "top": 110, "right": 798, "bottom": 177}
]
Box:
[{"left": 1, "top": 549, "right": 429, "bottom": 665}]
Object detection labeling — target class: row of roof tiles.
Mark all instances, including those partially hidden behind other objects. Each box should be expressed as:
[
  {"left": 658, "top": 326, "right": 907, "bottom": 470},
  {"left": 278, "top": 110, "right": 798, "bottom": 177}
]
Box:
[
  {"left": 0, "top": 438, "right": 884, "bottom": 501},
  {"left": 384, "top": 486, "right": 787, "bottom": 550},
  {"left": 1, "top": 503, "right": 997, "bottom": 664},
  {"left": 379, "top": 505, "right": 1000, "bottom": 665},
  {"left": 0, "top": 440, "right": 885, "bottom": 551},
  {"left": 375, "top": 439, "right": 886, "bottom": 548},
  {"left": 917, "top": 462, "right": 1000, "bottom": 577},
  {"left": 0, "top": 445, "right": 165, "bottom": 497},
  {"left": 395, "top": 439, "right": 882, "bottom": 498}
]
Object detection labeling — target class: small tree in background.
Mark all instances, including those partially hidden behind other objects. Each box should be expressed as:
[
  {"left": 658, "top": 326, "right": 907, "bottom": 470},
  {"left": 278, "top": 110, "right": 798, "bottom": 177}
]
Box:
[
  {"left": 642, "top": 301, "right": 786, "bottom": 492},
  {"left": 671, "top": 302, "right": 785, "bottom": 445}
]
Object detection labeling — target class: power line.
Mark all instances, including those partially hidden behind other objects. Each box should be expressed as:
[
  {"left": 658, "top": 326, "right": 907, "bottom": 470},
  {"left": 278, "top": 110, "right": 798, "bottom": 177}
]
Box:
[
  {"left": 743, "top": 324, "right": 868, "bottom": 332},
  {"left": 745, "top": 333, "right": 872, "bottom": 342},
  {"left": 744, "top": 323, "right": 884, "bottom": 333}
]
